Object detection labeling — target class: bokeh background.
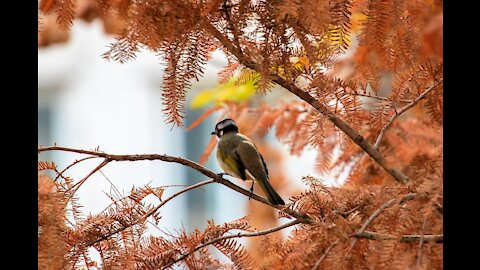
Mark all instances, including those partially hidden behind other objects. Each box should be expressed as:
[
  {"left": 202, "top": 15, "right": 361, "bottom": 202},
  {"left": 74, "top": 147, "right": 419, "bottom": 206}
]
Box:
[
  {"left": 38, "top": 17, "right": 345, "bottom": 264},
  {"left": 38, "top": 0, "right": 444, "bottom": 267}
]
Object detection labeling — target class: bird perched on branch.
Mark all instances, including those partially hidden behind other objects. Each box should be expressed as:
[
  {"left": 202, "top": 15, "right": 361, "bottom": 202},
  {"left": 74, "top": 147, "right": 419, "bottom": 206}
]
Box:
[{"left": 211, "top": 118, "right": 285, "bottom": 205}]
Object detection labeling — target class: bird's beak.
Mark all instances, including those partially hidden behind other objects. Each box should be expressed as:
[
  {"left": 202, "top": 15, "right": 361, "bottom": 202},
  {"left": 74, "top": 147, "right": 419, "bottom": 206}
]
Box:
[{"left": 211, "top": 131, "right": 216, "bottom": 135}]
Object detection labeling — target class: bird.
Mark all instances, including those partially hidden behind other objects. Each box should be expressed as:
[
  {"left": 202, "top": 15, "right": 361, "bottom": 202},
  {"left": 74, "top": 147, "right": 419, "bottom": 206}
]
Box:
[{"left": 211, "top": 118, "right": 285, "bottom": 205}]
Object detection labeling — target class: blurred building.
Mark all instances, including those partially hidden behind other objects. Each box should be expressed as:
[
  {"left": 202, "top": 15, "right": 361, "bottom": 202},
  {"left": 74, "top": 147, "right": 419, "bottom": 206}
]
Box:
[
  {"left": 38, "top": 20, "right": 250, "bottom": 235},
  {"left": 38, "top": 20, "right": 324, "bottom": 254}
]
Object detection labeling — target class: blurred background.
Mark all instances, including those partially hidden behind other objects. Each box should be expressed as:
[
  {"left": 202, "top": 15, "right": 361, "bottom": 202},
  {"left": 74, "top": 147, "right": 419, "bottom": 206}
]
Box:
[
  {"left": 38, "top": 19, "right": 333, "bottom": 247},
  {"left": 38, "top": 0, "right": 443, "bottom": 267}
]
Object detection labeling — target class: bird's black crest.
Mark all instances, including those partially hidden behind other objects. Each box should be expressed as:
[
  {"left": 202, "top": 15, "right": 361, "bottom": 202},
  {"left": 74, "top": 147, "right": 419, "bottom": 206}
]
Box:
[{"left": 212, "top": 118, "right": 239, "bottom": 137}]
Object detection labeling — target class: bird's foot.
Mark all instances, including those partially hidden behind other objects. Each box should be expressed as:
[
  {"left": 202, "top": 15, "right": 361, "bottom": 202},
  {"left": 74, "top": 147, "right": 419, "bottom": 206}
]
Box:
[{"left": 248, "top": 183, "right": 254, "bottom": 200}]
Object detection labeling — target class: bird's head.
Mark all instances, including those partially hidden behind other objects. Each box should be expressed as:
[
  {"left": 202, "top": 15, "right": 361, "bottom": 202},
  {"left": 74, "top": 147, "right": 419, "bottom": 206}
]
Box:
[{"left": 211, "top": 118, "right": 239, "bottom": 138}]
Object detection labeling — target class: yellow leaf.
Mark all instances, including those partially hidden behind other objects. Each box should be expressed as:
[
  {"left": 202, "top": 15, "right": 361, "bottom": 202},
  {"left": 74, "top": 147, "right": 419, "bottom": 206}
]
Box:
[
  {"left": 190, "top": 76, "right": 257, "bottom": 109},
  {"left": 327, "top": 24, "right": 351, "bottom": 50},
  {"left": 290, "top": 56, "right": 310, "bottom": 71},
  {"left": 351, "top": 12, "right": 367, "bottom": 33},
  {"left": 190, "top": 89, "right": 217, "bottom": 109}
]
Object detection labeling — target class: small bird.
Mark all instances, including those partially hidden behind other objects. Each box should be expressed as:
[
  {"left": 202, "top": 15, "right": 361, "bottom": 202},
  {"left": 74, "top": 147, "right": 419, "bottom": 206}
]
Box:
[{"left": 211, "top": 118, "right": 285, "bottom": 205}]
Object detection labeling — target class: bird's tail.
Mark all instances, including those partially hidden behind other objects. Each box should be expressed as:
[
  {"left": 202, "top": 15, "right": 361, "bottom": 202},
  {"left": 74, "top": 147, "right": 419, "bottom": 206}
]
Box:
[{"left": 257, "top": 178, "right": 285, "bottom": 205}]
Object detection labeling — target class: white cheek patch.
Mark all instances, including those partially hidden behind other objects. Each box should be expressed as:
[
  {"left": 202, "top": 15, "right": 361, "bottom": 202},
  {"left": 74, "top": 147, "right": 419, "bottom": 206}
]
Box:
[{"left": 219, "top": 130, "right": 224, "bottom": 136}]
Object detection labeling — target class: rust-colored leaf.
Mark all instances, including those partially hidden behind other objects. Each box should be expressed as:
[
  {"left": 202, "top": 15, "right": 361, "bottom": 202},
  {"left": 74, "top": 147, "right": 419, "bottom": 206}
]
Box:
[
  {"left": 199, "top": 135, "right": 218, "bottom": 165},
  {"left": 186, "top": 106, "right": 223, "bottom": 132}
]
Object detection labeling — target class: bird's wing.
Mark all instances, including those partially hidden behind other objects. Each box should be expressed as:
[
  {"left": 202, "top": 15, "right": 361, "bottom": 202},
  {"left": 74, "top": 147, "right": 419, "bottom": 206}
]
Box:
[
  {"left": 218, "top": 148, "right": 247, "bottom": 180},
  {"left": 236, "top": 140, "right": 285, "bottom": 205},
  {"left": 259, "top": 153, "right": 269, "bottom": 178},
  {"left": 235, "top": 141, "right": 268, "bottom": 182}
]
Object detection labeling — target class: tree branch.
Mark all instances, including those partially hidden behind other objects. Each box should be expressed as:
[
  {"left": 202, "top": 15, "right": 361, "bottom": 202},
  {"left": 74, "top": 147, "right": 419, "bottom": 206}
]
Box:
[
  {"left": 145, "top": 179, "right": 214, "bottom": 219},
  {"left": 353, "top": 93, "right": 413, "bottom": 103},
  {"left": 271, "top": 75, "right": 410, "bottom": 183},
  {"left": 39, "top": 146, "right": 438, "bottom": 264},
  {"left": 312, "top": 239, "right": 341, "bottom": 270},
  {"left": 204, "top": 22, "right": 410, "bottom": 184},
  {"left": 353, "top": 231, "right": 443, "bottom": 243},
  {"left": 67, "top": 158, "right": 109, "bottom": 200},
  {"left": 38, "top": 146, "right": 312, "bottom": 224},
  {"left": 54, "top": 156, "right": 99, "bottom": 182},
  {"left": 84, "top": 179, "right": 215, "bottom": 248},
  {"left": 222, "top": 2, "right": 244, "bottom": 56},
  {"left": 416, "top": 212, "right": 430, "bottom": 267},
  {"left": 162, "top": 219, "right": 301, "bottom": 270},
  {"left": 373, "top": 79, "right": 443, "bottom": 149},
  {"left": 334, "top": 206, "right": 360, "bottom": 218},
  {"left": 346, "top": 193, "right": 416, "bottom": 255},
  {"left": 358, "top": 198, "right": 396, "bottom": 233},
  {"left": 164, "top": 220, "right": 441, "bottom": 270}
]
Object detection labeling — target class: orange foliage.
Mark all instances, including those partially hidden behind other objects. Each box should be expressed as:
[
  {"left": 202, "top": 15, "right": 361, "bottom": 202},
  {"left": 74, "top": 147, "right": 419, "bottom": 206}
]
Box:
[{"left": 39, "top": 0, "right": 442, "bottom": 268}]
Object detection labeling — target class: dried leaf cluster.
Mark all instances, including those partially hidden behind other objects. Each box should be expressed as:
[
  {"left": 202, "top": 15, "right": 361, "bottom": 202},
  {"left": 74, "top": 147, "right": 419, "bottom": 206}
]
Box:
[
  {"left": 39, "top": 164, "right": 259, "bottom": 269},
  {"left": 258, "top": 171, "right": 442, "bottom": 269},
  {"left": 39, "top": 0, "right": 441, "bottom": 126},
  {"left": 38, "top": 152, "right": 442, "bottom": 269}
]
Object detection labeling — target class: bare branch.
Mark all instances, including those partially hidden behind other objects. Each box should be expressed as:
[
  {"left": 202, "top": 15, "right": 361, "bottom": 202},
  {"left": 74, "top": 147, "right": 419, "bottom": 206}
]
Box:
[
  {"left": 346, "top": 193, "right": 417, "bottom": 255},
  {"left": 39, "top": 146, "right": 436, "bottom": 262},
  {"left": 84, "top": 180, "right": 215, "bottom": 248},
  {"left": 353, "top": 231, "right": 443, "bottom": 243},
  {"left": 67, "top": 158, "right": 109, "bottom": 201},
  {"left": 163, "top": 219, "right": 301, "bottom": 270},
  {"left": 54, "top": 156, "right": 99, "bottom": 182},
  {"left": 38, "top": 146, "right": 312, "bottom": 224},
  {"left": 312, "top": 239, "right": 341, "bottom": 270},
  {"left": 164, "top": 225, "right": 442, "bottom": 270},
  {"left": 417, "top": 212, "right": 430, "bottom": 267},
  {"left": 353, "top": 93, "right": 413, "bottom": 103},
  {"left": 204, "top": 22, "right": 410, "bottom": 184},
  {"left": 222, "top": 3, "right": 243, "bottom": 56},
  {"left": 145, "top": 179, "right": 215, "bottom": 219},
  {"left": 373, "top": 79, "right": 443, "bottom": 149},
  {"left": 334, "top": 206, "right": 360, "bottom": 218},
  {"left": 359, "top": 198, "right": 395, "bottom": 233}
]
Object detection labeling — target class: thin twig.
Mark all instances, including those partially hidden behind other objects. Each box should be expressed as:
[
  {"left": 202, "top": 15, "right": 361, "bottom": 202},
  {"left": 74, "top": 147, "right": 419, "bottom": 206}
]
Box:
[
  {"left": 145, "top": 179, "right": 214, "bottom": 219},
  {"left": 54, "top": 156, "right": 99, "bottom": 182},
  {"left": 163, "top": 219, "right": 301, "bottom": 270},
  {"left": 222, "top": 2, "right": 243, "bottom": 56},
  {"left": 67, "top": 158, "right": 109, "bottom": 201},
  {"left": 373, "top": 79, "right": 443, "bottom": 149},
  {"left": 82, "top": 252, "right": 90, "bottom": 270},
  {"left": 334, "top": 206, "right": 360, "bottom": 218},
  {"left": 416, "top": 213, "right": 429, "bottom": 267},
  {"left": 346, "top": 198, "right": 396, "bottom": 256},
  {"left": 84, "top": 180, "right": 215, "bottom": 248},
  {"left": 359, "top": 198, "right": 396, "bottom": 233},
  {"left": 346, "top": 193, "right": 416, "bottom": 255},
  {"left": 312, "top": 239, "right": 341, "bottom": 270},
  {"left": 99, "top": 169, "right": 124, "bottom": 200},
  {"left": 306, "top": 227, "right": 443, "bottom": 270},
  {"left": 97, "top": 172, "right": 171, "bottom": 238},
  {"left": 353, "top": 231, "right": 442, "bottom": 243},
  {"left": 353, "top": 93, "right": 413, "bottom": 103},
  {"left": 203, "top": 22, "right": 410, "bottom": 184},
  {"left": 39, "top": 146, "right": 311, "bottom": 224}
]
